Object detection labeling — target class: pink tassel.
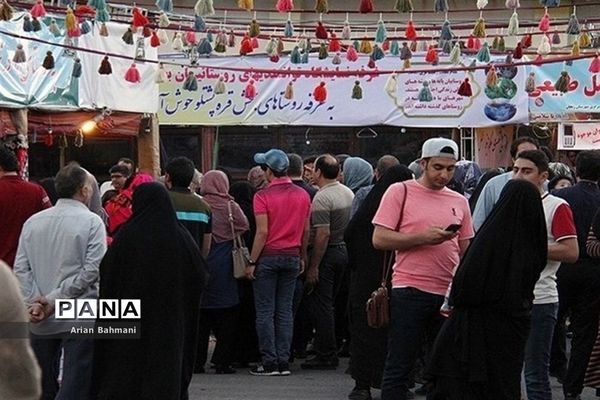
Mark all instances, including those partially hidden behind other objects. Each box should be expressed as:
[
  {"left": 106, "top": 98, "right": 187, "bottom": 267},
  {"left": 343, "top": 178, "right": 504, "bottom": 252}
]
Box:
[
  {"left": 150, "top": 31, "right": 161, "bottom": 47},
  {"left": 346, "top": 45, "right": 358, "bottom": 62},
  {"left": 251, "top": 37, "right": 259, "bottom": 48},
  {"left": 185, "top": 31, "right": 198, "bottom": 45},
  {"left": 30, "top": 0, "right": 46, "bottom": 18},
  {"left": 472, "top": 37, "right": 481, "bottom": 50},
  {"left": 124, "top": 64, "right": 141, "bottom": 83},
  {"left": 538, "top": 11, "right": 550, "bottom": 33},
  {"left": 245, "top": 80, "right": 257, "bottom": 100},
  {"left": 589, "top": 55, "right": 600, "bottom": 73},
  {"left": 276, "top": 0, "right": 294, "bottom": 12}
]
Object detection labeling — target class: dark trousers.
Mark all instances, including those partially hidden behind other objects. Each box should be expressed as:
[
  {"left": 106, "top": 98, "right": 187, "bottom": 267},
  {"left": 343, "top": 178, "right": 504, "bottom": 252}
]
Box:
[
  {"left": 30, "top": 335, "right": 94, "bottom": 400},
  {"left": 556, "top": 261, "right": 600, "bottom": 396},
  {"left": 381, "top": 288, "right": 445, "bottom": 400},
  {"left": 307, "top": 245, "right": 348, "bottom": 360},
  {"left": 196, "top": 306, "right": 239, "bottom": 369}
]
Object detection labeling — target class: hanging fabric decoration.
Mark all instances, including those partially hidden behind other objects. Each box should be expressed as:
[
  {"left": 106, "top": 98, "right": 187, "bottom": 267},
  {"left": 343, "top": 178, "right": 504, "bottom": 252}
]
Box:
[
  {"left": 214, "top": 30, "right": 227, "bottom": 52},
  {"left": 249, "top": 19, "right": 260, "bottom": 37},
  {"left": 228, "top": 30, "right": 236, "bottom": 47},
  {"left": 251, "top": 37, "right": 259, "bottom": 49},
  {"left": 31, "top": 16, "right": 42, "bottom": 32},
  {"left": 441, "top": 40, "right": 452, "bottom": 54},
  {"left": 371, "top": 44, "right": 385, "bottom": 60},
  {"left": 183, "top": 72, "right": 198, "bottom": 91},
  {"left": 290, "top": 46, "right": 301, "bottom": 63},
  {"left": 360, "top": 37, "right": 372, "bottom": 54},
  {"left": 285, "top": 17, "right": 294, "bottom": 37},
  {"left": 405, "top": 19, "right": 417, "bottom": 40},
  {"left": 505, "top": 0, "right": 519, "bottom": 8},
  {"left": 135, "top": 37, "right": 146, "bottom": 59},
  {"left": 508, "top": 10, "right": 519, "bottom": 36},
  {"left": 554, "top": 70, "right": 570, "bottom": 93},
  {"left": 122, "top": 27, "right": 134, "bottom": 45},
  {"left": 150, "top": 30, "right": 161, "bottom": 47},
  {"left": 313, "top": 82, "right": 327, "bottom": 102},
  {"left": 277, "top": 37, "right": 284, "bottom": 54},
  {"left": 172, "top": 32, "right": 183, "bottom": 50},
  {"left": 352, "top": 81, "right": 363, "bottom": 99},
  {"left": 425, "top": 45, "right": 438, "bottom": 65},
  {"left": 13, "top": 44, "right": 25, "bottom": 63},
  {"left": 551, "top": 31, "right": 560, "bottom": 45},
  {"left": 329, "top": 32, "right": 341, "bottom": 52},
  {"left": 42, "top": 51, "right": 54, "bottom": 69},
  {"left": 449, "top": 42, "right": 461, "bottom": 65},
  {"left": 476, "top": 42, "right": 490, "bottom": 62},
  {"left": 125, "top": 64, "right": 141, "bottom": 83},
  {"left": 434, "top": 0, "right": 448, "bottom": 13},
  {"left": 360, "top": 0, "right": 373, "bottom": 13},
  {"left": 98, "top": 56, "right": 112, "bottom": 75},
  {"left": 498, "top": 36, "right": 505, "bottom": 52},
  {"left": 395, "top": 0, "right": 413, "bottom": 13},
  {"left": 367, "top": 58, "right": 376, "bottom": 68},
  {"left": 457, "top": 78, "right": 472, "bottom": 96},
  {"left": 346, "top": 45, "right": 358, "bottom": 61},
  {"left": 342, "top": 16, "right": 351, "bottom": 40},
  {"left": 131, "top": 6, "right": 149, "bottom": 28},
  {"left": 245, "top": 80, "right": 257, "bottom": 100},
  {"left": 213, "top": 76, "right": 226, "bottom": 94},
  {"left": 521, "top": 32, "right": 532, "bottom": 48},
  {"left": 277, "top": 0, "right": 294, "bottom": 12},
  {"left": 49, "top": 18, "right": 61, "bottom": 36},
  {"left": 195, "top": 0, "right": 215, "bottom": 17},
  {"left": 154, "top": 63, "right": 167, "bottom": 83},
  {"left": 156, "top": 0, "right": 173, "bottom": 13},
  {"left": 566, "top": 9, "right": 580, "bottom": 35},
  {"left": 315, "top": 0, "right": 328, "bottom": 14},
  {"left": 477, "top": 0, "right": 488, "bottom": 9},
  {"left": 238, "top": 0, "right": 254, "bottom": 11},
  {"left": 99, "top": 22, "right": 108, "bottom": 36},
  {"left": 194, "top": 15, "right": 206, "bottom": 32},
  {"left": 318, "top": 43, "right": 328, "bottom": 59},
  {"left": 525, "top": 72, "right": 536, "bottom": 93},
  {"left": 513, "top": 42, "right": 523, "bottom": 59},
  {"left": 23, "top": 15, "right": 33, "bottom": 32},
  {"left": 198, "top": 38, "right": 213, "bottom": 55},
  {"left": 440, "top": 19, "right": 453, "bottom": 41},
  {"left": 579, "top": 31, "right": 591, "bottom": 48},
  {"left": 186, "top": 31, "right": 198, "bottom": 45},
  {"left": 95, "top": 5, "right": 110, "bottom": 22},
  {"left": 30, "top": 0, "right": 45, "bottom": 18},
  {"left": 486, "top": 65, "right": 497, "bottom": 87},
  {"left": 540, "top": 0, "right": 559, "bottom": 6},
  {"left": 537, "top": 35, "right": 551, "bottom": 55},
  {"left": 538, "top": 9, "right": 550, "bottom": 32},
  {"left": 390, "top": 40, "right": 400, "bottom": 56},
  {"left": 0, "top": 0, "right": 13, "bottom": 21},
  {"left": 265, "top": 37, "right": 277, "bottom": 55},
  {"left": 382, "top": 38, "right": 390, "bottom": 51},
  {"left": 299, "top": 34, "right": 309, "bottom": 51},
  {"left": 240, "top": 35, "right": 253, "bottom": 55},
  {"left": 206, "top": 31, "right": 214, "bottom": 43},
  {"left": 472, "top": 15, "right": 486, "bottom": 38},
  {"left": 72, "top": 58, "right": 82, "bottom": 78},
  {"left": 375, "top": 17, "right": 387, "bottom": 43},
  {"left": 589, "top": 54, "right": 600, "bottom": 73},
  {"left": 566, "top": 40, "right": 580, "bottom": 66},
  {"left": 80, "top": 19, "right": 91, "bottom": 34},
  {"left": 353, "top": 39, "right": 360, "bottom": 50},
  {"left": 158, "top": 11, "right": 170, "bottom": 27},
  {"left": 332, "top": 52, "right": 342, "bottom": 64},
  {"left": 400, "top": 42, "right": 412, "bottom": 68},
  {"left": 284, "top": 81, "right": 294, "bottom": 99},
  {"left": 418, "top": 81, "right": 433, "bottom": 101},
  {"left": 316, "top": 21, "right": 328, "bottom": 40},
  {"left": 142, "top": 26, "right": 152, "bottom": 38},
  {"left": 385, "top": 73, "right": 398, "bottom": 95}
]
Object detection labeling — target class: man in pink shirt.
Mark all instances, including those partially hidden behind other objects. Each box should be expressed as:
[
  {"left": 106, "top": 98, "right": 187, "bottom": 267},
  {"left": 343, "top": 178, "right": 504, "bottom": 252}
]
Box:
[
  {"left": 246, "top": 149, "right": 311, "bottom": 377},
  {"left": 372, "top": 138, "right": 474, "bottom": 400}
]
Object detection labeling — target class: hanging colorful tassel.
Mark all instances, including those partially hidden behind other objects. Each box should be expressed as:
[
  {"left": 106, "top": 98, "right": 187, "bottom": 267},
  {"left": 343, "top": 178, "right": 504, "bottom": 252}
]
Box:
[
  {"left": 382, "top": 38, "right": 390, "bottom": 51},
  {"left": 486, "top": 65, "right": 497, "bottom": 87},
  {"left": 214, "top": 31, "right": 227, "bottom": 52},
  {"left": 124, "top": 64, "right": 141, "bottom": 83},
  {"left": 521, "top": 32, "right": 532, "bottom": 48},
  {"left": 477, "top": 0, "right": 488, "bottom": 9},
  {"left": 150, "top": 30, "right": 161, "bottom": 47},
  {"left": 284, "top": 81, "right": 294, "bottom": 99},
  {"left": 472, "top": 16, "right": 486, "bottom": 38},
  {"left": 13, "top": 44, "right": 25, "bottom": 63},
  {"left": 538, "top": 10, "right": 550, "bottom": 32},
  {"left": 155, "top": 63, "right": 167, "bottom": 83},
  {"left": 329, "top": 32, "right": 341, "bottom": 52},
  {"left": 367, "top": 58, "right": 376, "bottom": 68},
  {"left": 579, "top": 32, "right": 591, "bottom": 48},
  {"left": 49, "top": 18, "right": 61, "bottom": 36},
  {"left": 359, "top": 0, "right": 373, "bottom": 13},
  {"left": 400, "top": 42, "right": 412, "bottom": 68},
  {"left": 277, "top": 0, "right": 294, "bottom": 12},
  {"left": 395, "top": 0, "right": 413, "bottom": 13},
  {"left": 249, "top": 19, "right": 260, "bottom": 38},
  {"left": 537, "top": 35, "right": 551, "bottom": 55},
  {"left": 418, "top": 81, "right": 433, "bottom": 101},
  {"left": 434, "top": 0, "right": 448, "bottom": 13},
  {"left": 42, "top": 51, "right": 54, "bottom": 69},
  {"left": 240, "top": 35, "right": 253, "bottom": 55},
  {"left": 228, "top": 30, "right": 236, "bottom": 47},
  {"left": 540, "top": 0, "right": 559, "bottom": 6},
  {"left": 95, "top": 6, "right": 110, "bottom": 23},
  {"left": 449, "top": 42, "right": 461, "bottom": 65},
  {"left": 213, "top": 76, "right": 226, "bottom": 94},
  {"left": 332, "top": 52, "right": 342, "bottom": 64},
  {"left": 0, "top": 0, "right": 14, "bottom": 21},
  {"left": 476, "top": 42, "right": 490, "bottom": 62},
  {"left": 277, "top": 38, "right": 284, "bottom": 54},
  {"left": 131, "top": 6, "right": 149, "bottom": 28},
  {"left": 440, "top": 40, "right": 451, "bottom": 54},
  {"left": 245, "top": 80, "right": 257, "bottom": 100},
  {"left": 551, "top": 30, "right": 561, "bottom": 45},
  {"left": 315, "top": 21, "right": 328, "bottom": 40},
  {"left": 589, "top": 54, "right": 600, "bottom": 73},
  {"left": 390, "top": 40, "right": 400, "bottom": 56},
  {"left": 505, "top": 0, "right": 519, "bottom": 8},
  {"left": 425, "top": 45, "right": 438, "bottom": 65},
  {"left": 498, "top": 36, "right": 505, "bottom": 52},
  {"left": 342, "top": 18, "right": 351, "bottom": 40},
  {"left": 185, "top": 31, "right": 197, "bottom": 45},
  {"left": 172, "top": 32, "right": 183, "bottom": 50},
  {"left": 99, "top": 22, "right": 108, "bottom": 36},
  {"left": 80, "top": 19, "right": 91, "bottom": 34},
  {"left": 508, "top": 11, "right": 519, "bottom": 36},
  {"left": 156, "top": 0, "right": 173, "bottom": 13},
  {"left": 351, "top": 81, "right": 363, "bottom": 99},
  {"left": 158, "top": 11, "right": 170, "bottom": 28},
  {"left": 135, "top": 37, "right": 146, "bottom": 59},
  {"left": 285, "top": 18, "right": 294, "bottom": 37},
  {"left": 371, "top": 44, "right": 384, "bottom": 60},
  {"left": 195, "top": 15, "right": 206, "bottom": 32},
  {"left": 32, "top": 16, "right": 42, "bottom": 32},
  {"left": 315, "top": 0, "right": 328, "bottom": 14},
  {"left": 346, "top": 45, "right": 358, "bottom": 61},
  {"left": 405, "top": 20, "right": 417, "bottom": 40},
  {"left": 313, "top": 82, "right": 327, "bottom": 102},
  {"left": 195, "top": 0, "right": 215, "bottom": 17},
  {"left": 98, "top": 56, "right": 112, "bottom": 75},
  {"left": 121, "top": 27, "right": 133, "bottom": 45},
  {"left": 318, "top": 42, "right": 329, "bottom": 59},
  {"left": 31, "top": 0, "right": 45, "bottom": 17},
  {"left": 513, "top": 42, "right": 523, "bottom": 59},
  {"left": 23, "top": 15, "right": 33, "bottom": 32},
  {"left": 183, "top": 72, "right": 198, "bottom": 91},
  {"left": 72, "top": 58, "right": 82, "bottom": 78},
  {"left": 440, "top": 20, "right": 453, "bottom": 41},
  {"left": 141, "top": 26, "right": 152, "bottom": 38},
  {"left": 353, "top": 39, "right": 360, "bottom": 51},
  {"left": 238, "top": 0, "right": 254, "bottom": 11},
  {"left": 566, "top": 11, "right": 580, "bottom": 35},
  {"left": 385, "top": 74, "right": 398, "bottom": 95},
  {"left": 375, "top": 18, "right": 387, "bottom": 43},
  {"left": 290, "top": 46, "right": 301, "bottom": 63},
  {"left": 360, "top": 37, "right": 372, "bottom": 54},
  {"left": 251, "top": 37, "right": 259, "bottom": 49},
  {"left": 198, "top": 38, "right": 213, "bottom": 55},
  {"left": 525, "top": 72, "right": 536, "bottom": 93},
  {"left": 457, "top": 78, "right": 472, "bottom": 96},
  {"left": 554, "top": 71, "right": 570, "bottom": 93}
]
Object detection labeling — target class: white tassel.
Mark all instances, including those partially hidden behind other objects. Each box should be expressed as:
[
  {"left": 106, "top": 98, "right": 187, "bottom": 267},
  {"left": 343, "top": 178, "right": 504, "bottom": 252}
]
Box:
[
  {"left": 155, "top": 63, "right": 168, "bottom": 83},
  {"left": 173, "top": 32, "right": 183, "bottom": 51},
  {"left": 508, "top": 11, "right": 519, "bottom": 36},
  {"left": 195, "top": 0, "right": 215, "bottom": 16},
  {"left": 537, "top": 35, "right": 551, "bottom": 55},
  {"left": 158, "top": 11, "right": 170, "bottom": 28},
  {"left": 477, "top": 0, "right": 488, "bottom": 9},
  {"left": 385, "top": 74, "right": 398, "bottom": 95},
  {"left": 157, "top": 29, "right": 169, "bottom": 44}
]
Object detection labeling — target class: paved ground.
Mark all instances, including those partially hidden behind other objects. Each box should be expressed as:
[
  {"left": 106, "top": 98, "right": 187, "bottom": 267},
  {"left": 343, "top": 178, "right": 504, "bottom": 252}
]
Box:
[{"left": 188, "top": 357, "right": 600, "bottom": 400}]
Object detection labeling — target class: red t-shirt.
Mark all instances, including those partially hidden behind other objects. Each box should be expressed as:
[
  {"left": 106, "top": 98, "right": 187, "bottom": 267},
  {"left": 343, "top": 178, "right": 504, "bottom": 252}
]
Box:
[{"left": 0, "top": 175, "right": 51, "bottom": 267}]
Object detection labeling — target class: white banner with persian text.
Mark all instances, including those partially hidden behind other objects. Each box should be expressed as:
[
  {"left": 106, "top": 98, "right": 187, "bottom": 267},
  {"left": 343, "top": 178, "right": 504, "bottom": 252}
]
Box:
[
  {"left": 558, "top": 122, "right": 600, "bottom": 150},
  {"left": 157, "top": 56, "right": 528, "bottom": 127}
]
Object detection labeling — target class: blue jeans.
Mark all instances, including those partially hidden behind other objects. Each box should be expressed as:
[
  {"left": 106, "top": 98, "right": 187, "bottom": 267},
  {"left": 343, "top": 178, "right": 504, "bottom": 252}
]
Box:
[
  {"left": 524, "top": 302, "right": 559, "bottom": 400},
  {"left": 30, "top": 335, "right": 94, "bottom": 400},
  {"left": 253, "top": 255, "right": 299, "bottom": 366},
  {"left": 381, "top": 288, "right": 445, "bottom": 400}
]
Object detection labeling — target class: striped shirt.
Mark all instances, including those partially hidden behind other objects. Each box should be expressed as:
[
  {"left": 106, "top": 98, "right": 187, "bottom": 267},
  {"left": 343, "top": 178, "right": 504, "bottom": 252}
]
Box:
[{"left": 169, "top": 188, "right": 211, "bottom": 250}]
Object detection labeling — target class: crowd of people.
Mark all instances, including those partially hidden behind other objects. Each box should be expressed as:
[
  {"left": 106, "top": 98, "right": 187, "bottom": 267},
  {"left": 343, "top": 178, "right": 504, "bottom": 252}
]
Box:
[{"left": 1, "top": 136, "right": 600, "bottom": 400}]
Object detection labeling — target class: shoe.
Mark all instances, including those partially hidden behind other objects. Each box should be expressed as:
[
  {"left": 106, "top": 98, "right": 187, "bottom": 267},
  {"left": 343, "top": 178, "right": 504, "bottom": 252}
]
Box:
[
  {"left": 215, "top": 365, "right": 236, "bottom": 374},
  {"left": 300, "top": 357, "right": 339, "bottom": 370},
  {"left": 249, "top": 364, "right": 280, "bottom": 376},
  {"left": 279, "top": 362, "right": 291, "bottom": 376},
  {"left": 348, "top": 388, "right": 371, "bottom": 400}
]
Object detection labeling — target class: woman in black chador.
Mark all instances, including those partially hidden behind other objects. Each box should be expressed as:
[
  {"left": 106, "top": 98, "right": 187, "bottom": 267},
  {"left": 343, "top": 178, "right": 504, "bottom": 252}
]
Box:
[
  {"left": 428, "top": 180, "right": 548, "bottom": 400},
  {"left": 92, "top": 182, "right": 206, "bottom": 400},
  {"left": 345, "top": 165, "right": 414, "bottom": 400}
]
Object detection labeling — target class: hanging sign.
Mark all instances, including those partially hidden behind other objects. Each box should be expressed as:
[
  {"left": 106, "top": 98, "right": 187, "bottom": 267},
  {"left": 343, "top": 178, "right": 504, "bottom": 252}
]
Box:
[
  {"left": 158, "top": 56, "right": 529, "bottom": 127},
  {"left": 558, "top": 122, "right": 600, "bottom": 150}
]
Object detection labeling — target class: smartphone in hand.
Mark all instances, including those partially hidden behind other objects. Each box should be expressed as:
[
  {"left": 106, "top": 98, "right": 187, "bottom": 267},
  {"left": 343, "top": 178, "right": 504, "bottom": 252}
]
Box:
[{"left": 445, "top": 224, "right": 462, "bottom": 233}]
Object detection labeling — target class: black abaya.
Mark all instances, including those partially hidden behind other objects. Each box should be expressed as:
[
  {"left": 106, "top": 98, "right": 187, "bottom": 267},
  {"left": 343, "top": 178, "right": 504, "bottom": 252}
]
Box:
[
  {"left": 92, "top": 182, "right": 207, "bottom": 400},
  {"left": 345, "top": 165, "right": 414, "bottom": 389},
  {"left": 428, "top": 180, "right": 548, "bottom": 400}
]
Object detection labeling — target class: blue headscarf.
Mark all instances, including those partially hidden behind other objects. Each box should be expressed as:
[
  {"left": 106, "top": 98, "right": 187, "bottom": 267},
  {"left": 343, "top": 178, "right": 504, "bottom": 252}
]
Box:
[{"left": 343, "top": 157, "right": 373, "bottom": 192}]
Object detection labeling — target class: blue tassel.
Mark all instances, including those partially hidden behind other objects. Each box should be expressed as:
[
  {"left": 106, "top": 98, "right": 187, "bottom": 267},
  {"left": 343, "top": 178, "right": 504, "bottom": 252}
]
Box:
[
  {"left": 390, "top": 40, "right": 400, "bottom": 56},
  {"left": 434, "top": 0, "right": 448, "bottom": 12},
  {"left": 72, "top": 58, "right": 82, "bottom": 78},
  {"left": 440, "top": 20, "right": 453, "bottom": 41},
  {"left": 290, "top": 46, "right": 301, "bottom": 64},
  {"left": 95, "top": 0, "right": 107, "bottom": 9},
  {"left": 284, "top": 20, "right": 294, "bottom": 38},
  {"left": 375, "top": 20, "right": 387, "bottom": 43},
  {"left": 206, "top": 31, "right": 213, "bottom": 42},
  {"left": 301, "top": 50, "right": 309, "bottom": 64},
  {"left": 23, "top": 16, "right": 33, "bottom": 32},
  {"left": 476, "top": 42, "right": 490, "bottom": 62},
  {"left": 418, "top": 82, "right": 433, "bottom": 101},
  {"left": 183, "top": 73, "right": 198, "bottom": 91},
  {"left": 80, "top": 20, "right": 91, "bottom": 34},
  {"left": 194, "top": 15, "right": 206, "bottom": 32},
  {"left": 353, "top": 39, "right": 360, "bottom": 50},
  {"left": 87, "top": 0, "right": 99, "bottom": 8},
  {"left": 566, "top": 13, "right": 580, "bottom": 35},
  {"left": 442, "top": 40, "right": 452, "bottom": 54},
  {"left": 540, "top": 0, "right": 559, "bottom": 6},
  {"left": 371, "top": 45, "right": 385, "bottom": 60},
  {"left": 197, "top": 38, "right": 212, "bottom": 55},
  {"left": 156, "top": 0, "right": 173, "bottom": 13},
  {"left": 95, "top": 7, "right": 110, "bottom": 22}
]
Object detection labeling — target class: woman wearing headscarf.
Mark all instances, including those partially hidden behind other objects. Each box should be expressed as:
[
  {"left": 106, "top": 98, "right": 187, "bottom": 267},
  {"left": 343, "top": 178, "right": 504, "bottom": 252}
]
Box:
[
  {"left": 92, "top": 182, "right": 206, "bottom": 400},
  {"left": 344, "top": 157, "right": 374, "bottom": 194},
  {"left": 247, "top": 166, "right": 268, "bottom": 192},
  {"left": 196, "top": 170, "right": 249, "bottom": 374},
  {"left": 104, "top": 173, "right": 154, "bottom": 237},
  {"left": 345, "top": 165, "right": 414, "bottom": 400},
  {"left": 428, "top": 180, "right": 548, "bottom": 400}
]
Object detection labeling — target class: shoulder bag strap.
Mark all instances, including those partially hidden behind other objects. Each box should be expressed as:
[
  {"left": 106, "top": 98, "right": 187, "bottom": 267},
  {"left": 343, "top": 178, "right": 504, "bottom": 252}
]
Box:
[
  {"left": 227, "top": 201, "right": 240, "bottom": 250},
  {"left": 381, "top": 182, "right": 408, "bottom": 286}
]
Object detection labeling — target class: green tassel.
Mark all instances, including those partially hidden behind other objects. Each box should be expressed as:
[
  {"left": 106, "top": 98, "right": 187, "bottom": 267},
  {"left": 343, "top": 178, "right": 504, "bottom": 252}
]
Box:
[
  {"left": 395, "top": 0, "right": 413, "bottom": 12},
  {"left": 498, "top": 36, "right": 505, "bottom": 52},
  {"left": 352, "top": 81, "right": 363, "bottom": 99},
  {"left": 249, "top": 19, "right": 260, "bottom": 38},
  {"left": 554, "top": 71, "right": 570, "bottom": 93},
  {"left": 418, "top": 81, "right": 433, "bottom": 102},
  {"left": 472, "top": 17, "right": 486, "bottom": 38},
  {"left": 318, "top": 43, "right": 328, "bottom": 59},
  {"left": 390, "top": 40, "right": 400, "bottom": 56}
]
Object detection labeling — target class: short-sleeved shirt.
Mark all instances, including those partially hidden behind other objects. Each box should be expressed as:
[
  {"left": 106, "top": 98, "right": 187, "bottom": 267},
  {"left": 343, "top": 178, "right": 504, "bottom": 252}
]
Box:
[
  {"left": 372, "top": 179, "right": 474, "bottom": 296},
  {"left": 169, "top": 188, "right": 211, "bottom": 250},
  {"left": 534, "top": 193, "right": 577, "bottom": 304},
  {"left": 310, "top": 181, "right": 355, "bottom": 245},
  {"left": 254, "top": 177, "right": 311, "bottom": 255},
  {"left": 0, "top": 175, "right": 51, "bottom": 267}
]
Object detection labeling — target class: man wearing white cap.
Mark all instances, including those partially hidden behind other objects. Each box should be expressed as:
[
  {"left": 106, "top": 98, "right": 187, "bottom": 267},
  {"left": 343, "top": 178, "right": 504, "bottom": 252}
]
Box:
[{"left": 372, "top": 138, "right": 474, "bottom": 400}]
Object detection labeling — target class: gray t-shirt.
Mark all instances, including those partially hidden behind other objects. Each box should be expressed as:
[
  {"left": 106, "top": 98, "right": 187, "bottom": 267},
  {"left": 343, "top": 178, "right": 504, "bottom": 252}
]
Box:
[{"left": 311, "top": 181, "right": 354, "bottom": 245}]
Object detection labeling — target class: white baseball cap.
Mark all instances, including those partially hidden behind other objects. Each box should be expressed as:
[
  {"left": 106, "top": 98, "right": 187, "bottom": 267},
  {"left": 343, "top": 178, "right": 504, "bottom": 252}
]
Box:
[{"left": 421, "top": 138, "right": 459, "bottom": 160}]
